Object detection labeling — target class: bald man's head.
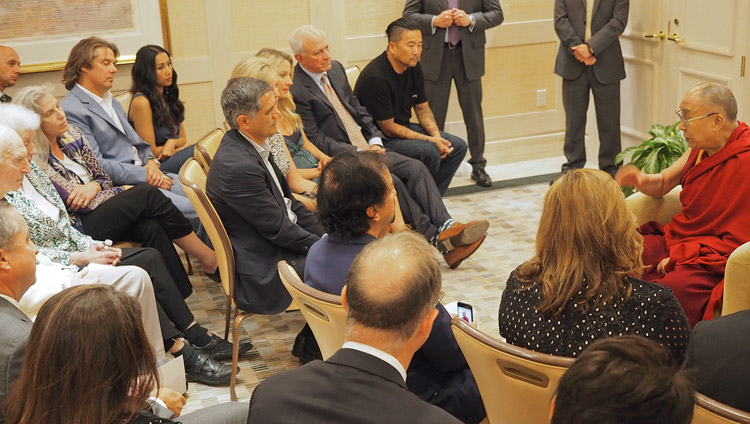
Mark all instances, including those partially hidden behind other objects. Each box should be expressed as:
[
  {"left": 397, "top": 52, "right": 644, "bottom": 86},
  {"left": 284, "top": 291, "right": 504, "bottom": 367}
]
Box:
[
  {"left": 688, "top": 82, "right": 737, "bottom": 122},
  {"left": 0, "top": 46, "right": 21, "bottom": 91},
  {"left": 345, "top": 231, "right": 442, "bottom": 341}
]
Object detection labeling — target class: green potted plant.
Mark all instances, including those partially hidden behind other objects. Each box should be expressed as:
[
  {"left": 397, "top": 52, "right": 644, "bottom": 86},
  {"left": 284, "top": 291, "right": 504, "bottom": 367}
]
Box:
[{"left": 615, "top": 121, "right": 688, "bottom": 196}]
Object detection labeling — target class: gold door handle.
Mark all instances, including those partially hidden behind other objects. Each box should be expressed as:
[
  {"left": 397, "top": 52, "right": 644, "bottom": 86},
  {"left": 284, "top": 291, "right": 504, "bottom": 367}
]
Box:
[
  {"left": 667, "top": 33, "right": 684, "bottom": 42},
  {"left": 644, "top": 31, "right": 666, "bottom": 39}
]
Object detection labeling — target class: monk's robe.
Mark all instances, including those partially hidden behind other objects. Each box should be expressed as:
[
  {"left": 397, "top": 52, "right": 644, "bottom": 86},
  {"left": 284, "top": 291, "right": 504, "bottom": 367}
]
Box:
[{"left": 640, "top": 122, "right": 750, "bottom": 327}]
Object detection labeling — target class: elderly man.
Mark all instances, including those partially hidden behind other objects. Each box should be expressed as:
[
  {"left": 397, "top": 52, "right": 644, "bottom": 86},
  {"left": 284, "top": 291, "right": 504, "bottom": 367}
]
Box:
[
  {"left": 0, "top": 46, "right": 21, "bottom": 103},
  {"left": 59, "top": 37, "right": 198, "bottom": 227},
  {"left": 617, "top": 82, "right": 750, "bottom": 326},
  {"left": 354, "top": 18, "right": 467, "bottom": 195},
  {"left": 305, "top": 151, "right": 485, "bottom": 423},
  {"left": 289, "top": 25, "right": 488, "bottom": 269},
  {"left": 249, "top": 232, "right": 463, "bottom": 424}
]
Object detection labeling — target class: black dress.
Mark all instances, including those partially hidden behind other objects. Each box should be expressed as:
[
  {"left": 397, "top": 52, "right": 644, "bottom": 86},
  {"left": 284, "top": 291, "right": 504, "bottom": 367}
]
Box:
[{"left": 498, "top": 271, "right": 691, "bottom": 360}]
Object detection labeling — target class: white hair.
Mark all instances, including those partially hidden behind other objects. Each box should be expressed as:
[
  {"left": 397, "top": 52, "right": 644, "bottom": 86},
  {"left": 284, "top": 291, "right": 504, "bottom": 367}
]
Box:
[
  {"left": 289, "top": 25, "right": 327, "bottom": 55},
  {"left": 0, "top": 103, "right": 40, "bottom": 136},
  {"left": 0, "top": 124, "right": 23, "bottom": 161}
]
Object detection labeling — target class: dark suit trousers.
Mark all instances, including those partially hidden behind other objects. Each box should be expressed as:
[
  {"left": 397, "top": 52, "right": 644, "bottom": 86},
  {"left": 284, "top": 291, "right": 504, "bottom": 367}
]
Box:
[
  {"left": 80, "top": 184, "right": 194, "bottom": 298},
  {"left": 387, "top": 150, "right": 452, "bottom": 239},
  {"left": 562, "top": 66, "right": 622, "bottom": 175},
  {"left": 425, "top": 46, "right": 487, "bottom": 171}
]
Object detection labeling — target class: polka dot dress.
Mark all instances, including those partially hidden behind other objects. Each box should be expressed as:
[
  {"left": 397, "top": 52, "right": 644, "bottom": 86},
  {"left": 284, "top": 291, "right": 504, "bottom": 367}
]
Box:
[{"left": 498, "top": 272, "right": 691, "bottom": 359}]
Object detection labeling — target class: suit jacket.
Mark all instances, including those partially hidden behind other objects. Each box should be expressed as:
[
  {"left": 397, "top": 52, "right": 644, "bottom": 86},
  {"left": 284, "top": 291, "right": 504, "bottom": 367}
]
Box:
[
  {"left": 290, "top": 61, "right": 384, "bottom": 156},
  {"left": 553, "top": 0, "right": 628, "bottom": 84},
  {"left": 404, "top": 0, "right": 504, "bottom": 81},
  {"left": 0, "top": 298, "right": 32, "bottom": 424},
  {"left": 206, "top": 129, "right": 322, "bottom": 314},
  {"left": 248, "top": 348, "right": 463, "bottom": 424},
  {"left": 684, "top": 310, "right": 750, "bottom": 412},
  {"left": 60, "top": 85, "right": 155, "bottom": 185}
]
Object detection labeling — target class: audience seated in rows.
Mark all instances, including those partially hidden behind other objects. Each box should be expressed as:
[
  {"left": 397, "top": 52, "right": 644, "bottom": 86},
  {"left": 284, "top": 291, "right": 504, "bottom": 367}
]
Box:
[
  {"left": 305, "top": 151, "right": 484, "bottom": 424},
  {"left": 58, "top": 37, "right": 199, "bottom": 227},
  {"left": 4, "top": 285, "right": 249, "bottom": 424},
  {"left": 0, "top": 46, "right": 20, "bottom": 103},
  {"left": 230, "top": 57, "right": 320, "bottom": 211},
  {"left": 617, "top": 82, "right": 750, "bottom": 325},
  {"left": 128, "top": 45, "right": 195, "bottom": 174},
  {"left": 249, "top": 232, "right": 463, "bottom": 424},
  {"left": 499, "top": 168, "right": 691, "bottom": 359},
  {"left": 551, "top": 336, "right": 694, "bottom": 424},
  {"left": 0, "top": 106, "right": 248, "bottom": 386},
  {"left": 354, "top": 18, "right": 467, "bottom": 195},
  {"left": 14, "top": 85, "right": 219, "bottom": 283},
  {"left": 289, "top": 25, "right": 488, "bottom": 269}
]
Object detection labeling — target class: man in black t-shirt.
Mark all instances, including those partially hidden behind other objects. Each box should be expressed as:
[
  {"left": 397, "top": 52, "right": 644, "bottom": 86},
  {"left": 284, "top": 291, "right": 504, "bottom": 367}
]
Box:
[{"left": 354, "top": 18, "right": 467, "bottom": 195}]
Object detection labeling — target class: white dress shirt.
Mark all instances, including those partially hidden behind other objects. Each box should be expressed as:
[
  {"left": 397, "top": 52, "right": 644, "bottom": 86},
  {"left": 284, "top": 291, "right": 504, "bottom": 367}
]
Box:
[{"left": 342, "top": 341, "right": 407, "bottom": 382}]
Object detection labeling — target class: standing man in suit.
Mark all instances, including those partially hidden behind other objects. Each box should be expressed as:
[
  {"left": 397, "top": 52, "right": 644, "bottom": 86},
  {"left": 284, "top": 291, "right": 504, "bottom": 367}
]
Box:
[
  {"left": 249, "top": 232, "right": 463, "bottom": 424},
  {"left": 0, "top": 46, "right": 21, "bottom": 103},
  {"left": 404, "top": 0, "right": 503, "bottom": 188},
  {"left": 289, "top": 25, "right": 489, "bottom": 269},
  {"left": 59, "top": 37, "right": 198, "bottom": 226},
  {"left": 207, "top": 77, "right": 324, "bottom": 316},
  {"left": 554, "top": 0, "right": 628, "bottom": 178}
]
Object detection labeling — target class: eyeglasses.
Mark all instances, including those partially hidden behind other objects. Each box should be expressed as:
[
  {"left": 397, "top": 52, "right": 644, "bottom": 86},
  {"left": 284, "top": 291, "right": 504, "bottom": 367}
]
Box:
[{"left": 675, "top": 108, "right": 719, "bottom": 127}]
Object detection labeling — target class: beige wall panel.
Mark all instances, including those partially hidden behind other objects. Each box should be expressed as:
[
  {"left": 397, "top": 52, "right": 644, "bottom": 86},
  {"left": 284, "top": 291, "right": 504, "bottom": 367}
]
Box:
[
  {"left": 502, "top": 0, "right": 553, "bottom": 22},
  {"left": 230, "top": 0, "right": 310, "bottom": 54},
  {"left": 344, "top": 0, "right": 403, "bottom": 37},
  {"left": 179, "top": 82, "right": 216, "bottom": 145},
  {"left": 167, "top": 0, "right": 209, "bottom": 58}
]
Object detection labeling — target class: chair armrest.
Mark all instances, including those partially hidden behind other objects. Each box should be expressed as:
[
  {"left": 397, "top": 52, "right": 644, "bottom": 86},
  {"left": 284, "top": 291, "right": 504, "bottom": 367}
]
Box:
[
  {"left": 723, "top": 241, "right": 750, "bottom": 315},
  {"left": 625, "top": 186, "right": 682, "bottom": 227}
]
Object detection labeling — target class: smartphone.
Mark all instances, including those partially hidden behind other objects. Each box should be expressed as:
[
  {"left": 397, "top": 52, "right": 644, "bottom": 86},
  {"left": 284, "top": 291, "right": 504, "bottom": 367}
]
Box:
[{"left": 457, "top": 301, "right": 474, "bottom": 323}]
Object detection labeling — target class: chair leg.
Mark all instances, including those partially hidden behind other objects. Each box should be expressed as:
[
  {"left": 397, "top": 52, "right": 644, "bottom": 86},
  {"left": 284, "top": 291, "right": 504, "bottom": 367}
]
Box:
[
  {"left": 224, "top": 297, "right": 232, "bottom": 340},
  {"left": 184, "top": 252, "right": 193, "bottom": 275},
  {"left": 230, "top": 311, "right": 252, "bottom": 402}
]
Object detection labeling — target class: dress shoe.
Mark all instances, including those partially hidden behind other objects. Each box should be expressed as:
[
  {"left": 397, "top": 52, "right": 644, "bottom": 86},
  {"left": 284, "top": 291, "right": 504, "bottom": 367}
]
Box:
[
  {"left": 204, "top": 269, "right": 221, "bottom": 283},
  {"left": 471, "top": 169, "right": 492, "bottom": 187},
  {"left": 186, "top": 351, "right": 235, "bottom": 386},
  {"left": 444, "top": 234, "right": 487, "bottom": 269},
  {"left": 194, "top": 333, "right": 253, "bottom": 361},
  {"left": 292, "top": 326, "right": 323, "bottom": 365},
  {"left": 436, "top": 220, "right": 490, "bottom": 253}
]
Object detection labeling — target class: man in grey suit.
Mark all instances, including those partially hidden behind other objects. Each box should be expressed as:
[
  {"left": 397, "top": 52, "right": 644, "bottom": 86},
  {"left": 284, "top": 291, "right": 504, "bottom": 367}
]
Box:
[
  {"left": 59, "top": 37, "right": 198, "bottom": 226},
  {"left": 554, "top": 0, "right": 629, "bottom": 177},
  {"left": 248, "top": 232, "right": 462, "bottom": 424},
  {"left": 404, "top": 0, "right": 503, "bottom": 188}
]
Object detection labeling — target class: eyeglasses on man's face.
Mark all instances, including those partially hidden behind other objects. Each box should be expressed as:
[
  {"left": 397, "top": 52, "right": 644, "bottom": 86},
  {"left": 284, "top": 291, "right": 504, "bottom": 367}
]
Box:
[{"left": 675, "top": 108, "right": 719, "bottom": 127}]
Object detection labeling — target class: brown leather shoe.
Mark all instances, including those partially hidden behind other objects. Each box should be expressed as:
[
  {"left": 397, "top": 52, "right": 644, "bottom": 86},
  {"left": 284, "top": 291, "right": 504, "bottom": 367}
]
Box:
[
  {"left": 436, "top": 220, "right": 490, "bottom": 253},
  {"left": 444, "top": 234, "right": 487, "bottom": 269}
]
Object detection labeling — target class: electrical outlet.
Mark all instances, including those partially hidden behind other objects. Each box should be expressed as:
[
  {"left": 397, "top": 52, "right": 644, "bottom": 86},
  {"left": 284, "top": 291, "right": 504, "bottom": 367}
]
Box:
[{"left": 536, "top": 89, "right": 547, "bottom": 107}]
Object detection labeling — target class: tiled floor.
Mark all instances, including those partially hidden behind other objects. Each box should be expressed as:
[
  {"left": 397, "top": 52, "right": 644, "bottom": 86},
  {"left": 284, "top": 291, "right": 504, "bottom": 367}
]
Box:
[{"left": 180, "top": 180, "right": 550, "bottom": 414}]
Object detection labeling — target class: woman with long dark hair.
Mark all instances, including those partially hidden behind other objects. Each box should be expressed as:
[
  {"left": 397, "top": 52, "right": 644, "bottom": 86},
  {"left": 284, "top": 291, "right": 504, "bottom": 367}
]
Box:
[{"left": 129, "top": 45, "right": 194, "bottom": 174}]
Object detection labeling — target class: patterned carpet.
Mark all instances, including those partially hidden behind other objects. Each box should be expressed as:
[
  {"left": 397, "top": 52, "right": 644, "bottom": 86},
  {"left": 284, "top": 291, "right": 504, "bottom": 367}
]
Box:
[{"left": 180, "top": 182, "right": 549, "bottom": 414}]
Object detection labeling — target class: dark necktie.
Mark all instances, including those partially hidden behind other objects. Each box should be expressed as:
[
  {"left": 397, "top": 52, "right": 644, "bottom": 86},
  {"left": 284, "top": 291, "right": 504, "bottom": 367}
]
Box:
[
  {"left": 448, "top": 0, "right": 461, "bottom": 46},
  {"left": 0, "top": 93, "right": 11, "bottom": 103}
]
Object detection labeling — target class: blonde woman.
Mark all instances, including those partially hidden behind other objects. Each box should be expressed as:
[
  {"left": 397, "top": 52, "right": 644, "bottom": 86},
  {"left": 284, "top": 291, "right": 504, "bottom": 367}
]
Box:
[{"left": 498, "top": 169, "right": 691, "bottom": 360}]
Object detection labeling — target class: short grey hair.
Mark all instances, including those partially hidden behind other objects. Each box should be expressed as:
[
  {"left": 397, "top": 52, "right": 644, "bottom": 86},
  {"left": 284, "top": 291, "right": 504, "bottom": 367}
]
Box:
[
  {"left": 0, "top": 124, "right": 24, "bottom": 162},
  {"left": 0, "top": 103, "right": 41, "bottom": 136},
  {"left": 220, "top": 77, "right": 272, "bottom": 130},
  {"left": 690, "top": 82, "right": 738, "bottom": 122},
  {"left": 289, "top": 25, "right": 327, "bottom": 55},
  {"left": 12, "top": 84, "right": 56, "bottom": 162},
  {"left": 0, "top": 201, "right": 23, "bottom": 251}
]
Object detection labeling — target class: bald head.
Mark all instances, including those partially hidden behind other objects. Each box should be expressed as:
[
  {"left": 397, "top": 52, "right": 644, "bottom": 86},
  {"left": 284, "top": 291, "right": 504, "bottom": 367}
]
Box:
[
  {"left": 687, "top": 82, "right": 738, "bottom": 122},
  {"left": 345, "top": 232, "right": 442, "bottom": 341},
  {"left": 0, "top": 46, "right": 21, "bottom": 91}
]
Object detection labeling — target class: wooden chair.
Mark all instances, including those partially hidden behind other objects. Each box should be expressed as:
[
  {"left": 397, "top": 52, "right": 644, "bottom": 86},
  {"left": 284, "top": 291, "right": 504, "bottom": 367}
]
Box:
[
  {"left": 194, "top": 128, "right": 224, "bottom": 171},
  {"left": 451, "top": 317, "right": 574, "bottom": 424},
  {"left": 693, "top": 393, "right": 750, "bottom": 424},
  {"left": 345, "top": 65, "right": 361, "bottom": 88},
  {"left": 178, "top": 157, "right": 249, "bottom": 401},
  {"left": 113, "top": 91, "right": 132, "bottom": 113},
  {"left": 277, "top": 261, "right": 347, "bottom": 360}
]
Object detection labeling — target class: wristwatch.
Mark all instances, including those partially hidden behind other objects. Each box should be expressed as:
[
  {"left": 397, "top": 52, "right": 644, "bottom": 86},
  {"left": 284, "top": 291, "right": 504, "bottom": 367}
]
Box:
[{"left": 149, "top": 157, "right": 161, "bottom": 166}]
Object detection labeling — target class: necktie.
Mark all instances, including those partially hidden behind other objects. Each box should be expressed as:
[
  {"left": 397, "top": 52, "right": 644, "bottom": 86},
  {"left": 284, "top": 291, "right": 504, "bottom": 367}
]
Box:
[
  {"left": 0, "top": 93, "right": 11, "bottom": 103},
  {"left": 585, "top": 0, "right": 595, "bottom": 41},
  {"left": 320, "top": 74, "right": 369, "bottom": 150},
  {"left": 448, "top": 0, "right": 461, "bottom": 46}
]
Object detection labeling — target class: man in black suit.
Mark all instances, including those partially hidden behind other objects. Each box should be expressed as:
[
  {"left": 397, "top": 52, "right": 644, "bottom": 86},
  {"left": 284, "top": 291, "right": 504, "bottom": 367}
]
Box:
[
  {"left": 289, "top": 25, "right": 488, "bottom": 269},
  {"left": 684, "top": 310, "right": 750, "bottom": 412},
  {"left": 248, "top": 232, "right": 464, "bottom": 424},
  {"left": 0, "top": 46, "right": 21, "bottom": 103},
  {"left": 207, "top": 77, "right": 324, "bottom": 315}
]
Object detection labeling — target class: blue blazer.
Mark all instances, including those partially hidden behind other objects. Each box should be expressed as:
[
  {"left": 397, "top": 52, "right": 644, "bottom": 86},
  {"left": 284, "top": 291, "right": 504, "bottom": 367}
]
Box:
[{"left": 60, "top": 85, "right": 155, "bottom": 185}]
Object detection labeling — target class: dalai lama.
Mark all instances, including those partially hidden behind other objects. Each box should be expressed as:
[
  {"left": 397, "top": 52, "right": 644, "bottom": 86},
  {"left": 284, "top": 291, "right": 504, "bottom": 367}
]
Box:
[{"left": 617, "top": 82, "right": 750, "bottom": 327}]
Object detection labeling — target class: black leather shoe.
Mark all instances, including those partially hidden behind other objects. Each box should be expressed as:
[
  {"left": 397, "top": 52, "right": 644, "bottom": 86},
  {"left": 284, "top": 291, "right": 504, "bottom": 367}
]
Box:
[
  {"left": 471, "top": 169, "right": 492, "bottom": 187},
  {"left": 194, "top": 334, "right": 253, "bottom": 361},
  {"left": 186, "top": 351, "right": 234, "bottom": 386},
  {"left": 291, "top": 326, "right": 322, "bottom": 365}
]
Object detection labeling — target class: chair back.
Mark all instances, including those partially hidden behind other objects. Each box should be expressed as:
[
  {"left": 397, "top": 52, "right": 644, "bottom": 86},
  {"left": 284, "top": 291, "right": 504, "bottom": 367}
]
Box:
[
  {"left": 178, "top": 158, "right": 235, "bottom": 300},
  {"left": 345, "top": 65, "right": 361, "bottom": 88},
  {"left": 195, "top": 128, "right": 224, "bottom": 171},
  {"left": 114, "top": 91, "right": 132, "bottom": 113},
  {"left": 278, "top": 261, "right": 347, "bottom": 360},
  {"left": 693, "top": 394, "right": 750, "bottom": 424},
  {"left": 451, "top": 317, "right": 574, "bottom": 424}
]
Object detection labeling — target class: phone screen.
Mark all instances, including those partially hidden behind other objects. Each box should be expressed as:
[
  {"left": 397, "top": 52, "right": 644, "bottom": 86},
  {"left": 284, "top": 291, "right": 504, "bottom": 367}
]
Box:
[{"left": 457, "top": 302, "right": 473, "bottom": 322}]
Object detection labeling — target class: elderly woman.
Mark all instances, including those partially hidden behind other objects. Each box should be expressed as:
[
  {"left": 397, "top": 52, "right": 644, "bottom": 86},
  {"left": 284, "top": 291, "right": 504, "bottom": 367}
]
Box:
[{"left": 498, "top": 169, "right": 691, "bottom": 360}]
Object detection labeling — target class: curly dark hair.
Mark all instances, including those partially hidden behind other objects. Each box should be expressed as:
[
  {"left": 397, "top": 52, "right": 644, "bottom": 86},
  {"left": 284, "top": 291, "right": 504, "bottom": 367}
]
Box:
[{"left": 130, "top": 45, "right": 185, "bottom": 130}]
